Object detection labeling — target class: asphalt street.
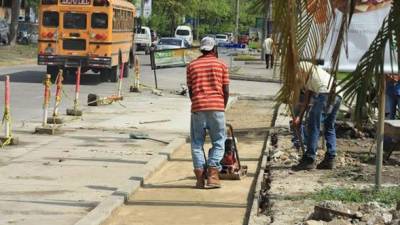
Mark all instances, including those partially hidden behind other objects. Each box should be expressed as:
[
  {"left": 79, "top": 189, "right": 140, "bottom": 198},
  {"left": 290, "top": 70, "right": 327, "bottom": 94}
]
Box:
[{"left": 0, "top": 51, "right": 278, "bottom": 125}]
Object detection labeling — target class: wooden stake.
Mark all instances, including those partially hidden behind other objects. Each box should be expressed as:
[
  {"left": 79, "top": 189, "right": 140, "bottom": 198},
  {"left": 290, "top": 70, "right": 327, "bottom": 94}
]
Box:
[{"left": 375, "top": 74, "right": 386, "bottom": 189}]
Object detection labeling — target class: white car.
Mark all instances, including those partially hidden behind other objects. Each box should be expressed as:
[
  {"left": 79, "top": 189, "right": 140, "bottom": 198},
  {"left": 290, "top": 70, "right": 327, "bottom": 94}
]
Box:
[
  {"left": 175, "top": 25, "right": 193, "bottom": 46},
  {"left": 135, "top": 26, "right": 152, "bottom": 54},
  {"left": 215, "top": 34, "right": 230, "bottom": 46},
  {"left": 156, "top": 37, "right": 190, "bottom": 50}
]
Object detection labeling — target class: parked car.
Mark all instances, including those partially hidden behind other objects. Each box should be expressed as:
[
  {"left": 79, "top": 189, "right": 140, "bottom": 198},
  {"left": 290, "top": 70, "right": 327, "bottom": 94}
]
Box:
[
  {"left": 0, "top": 19, "right": 9, "bottom": 45},
  {"left": 215, "top": 34, "right": 230, "bottom": 46},
  {"left": 175, "top": 25, "right": 193, "bottom": 46},
  {"left": 203, "top": 34, "right": 216, "bottom": 40},
  {"left": 135, "top": 26, "right": 152, "bottom": 54},
  {"left": 17, "top": 22, "right": 38, "bottom": 45},
  {"left": 156, "top": 37, "right": 190, "bottom": 50}
]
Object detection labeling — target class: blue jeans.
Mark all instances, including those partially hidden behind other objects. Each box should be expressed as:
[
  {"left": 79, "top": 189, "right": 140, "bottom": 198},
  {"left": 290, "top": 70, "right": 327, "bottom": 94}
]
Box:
[
  {"left": 305, "top": 94, "right": 341, "bottom": 160},
  {"left": 387, "top": 94, "right": 400, "bottom": 119},
  {"left": 190, "top": 111, "right": 226, "bottom": 170}
]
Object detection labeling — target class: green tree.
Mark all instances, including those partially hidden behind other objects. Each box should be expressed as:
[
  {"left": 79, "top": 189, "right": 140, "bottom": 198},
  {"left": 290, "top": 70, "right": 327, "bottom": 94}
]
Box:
[{"left": 9, "top": 0, "right": 21, "bottom": 46}]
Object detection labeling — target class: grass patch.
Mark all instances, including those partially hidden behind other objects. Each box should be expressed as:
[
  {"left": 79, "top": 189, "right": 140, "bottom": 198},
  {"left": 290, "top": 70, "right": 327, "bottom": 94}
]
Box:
[
  {"left": 337, "top": 72, "right": 350, "bottom": 81},
  {"left": 311, "top": 187, "right": 400, "bottom": 206},
  {"left": 248, "top": 41, "right": 261, "bottom": 50},
  {"left": 0, "top": 44, "right": 37, "bottom": 67},
  {"left": 233, "top": 54, "right": 260, "bottom": 61}
]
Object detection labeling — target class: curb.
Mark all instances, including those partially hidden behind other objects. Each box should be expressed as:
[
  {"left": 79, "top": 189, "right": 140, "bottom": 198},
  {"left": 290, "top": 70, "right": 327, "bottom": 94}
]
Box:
[
  {"left": 74, "top": 195, "right": 124, "bottom": 225},
  {"left": 230, "top": 75, "right": 281, "bottom": 84},
  {"left": 73, "top": 137, "right": 187, "bottom": 225},
  {"left": 248, "top": 133, "right": 271, "bottom": 225}
]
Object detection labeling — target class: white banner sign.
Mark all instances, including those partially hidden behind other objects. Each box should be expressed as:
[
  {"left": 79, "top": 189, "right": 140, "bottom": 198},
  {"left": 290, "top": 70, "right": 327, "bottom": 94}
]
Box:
[
  {"left": 322, "top": 0, "right": 394, "bottom": 72},
  {"left": 143, "top": 0, "right": 152, "bottom": 18}
]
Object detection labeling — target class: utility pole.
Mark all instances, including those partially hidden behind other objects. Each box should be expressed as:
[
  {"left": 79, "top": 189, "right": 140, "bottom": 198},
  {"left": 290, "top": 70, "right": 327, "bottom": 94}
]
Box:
[
  {"left": 235, "top": 0, "right": 240, "bottom": 43},
  {"left": 141, "top": 0, "right": 145, "bottom": 17},
  {"left": 261, "top": 0, "right": 270, "bottom": 60}
]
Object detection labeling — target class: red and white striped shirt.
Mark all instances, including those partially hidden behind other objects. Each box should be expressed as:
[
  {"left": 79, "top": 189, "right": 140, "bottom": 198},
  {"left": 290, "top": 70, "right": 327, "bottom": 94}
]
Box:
[{"left": 187, "top": 54, "right": 229, "bottom": 112}]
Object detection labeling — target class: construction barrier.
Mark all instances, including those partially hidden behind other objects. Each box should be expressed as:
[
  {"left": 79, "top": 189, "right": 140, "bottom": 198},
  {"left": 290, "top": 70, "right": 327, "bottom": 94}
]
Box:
[
  {"left": 117, "top": 62, "right": 124, "bottom": 97},
  {"left": 1, "top": 76, "right": 18, "bottom": 146},
  {"left": 35, "top": 74, "right": 60, "bottom": 135},
  {"left": 66, "top": 67, "right": 83, "bottom": 116},
  {"left": 42, "top": 74, "right": 51, "bottom": 127},
  {"left": 130, "top": 55, "right": 141, "bottom": 92},
  {"left": 87, "top": 63, "right": 125, "bottom": 106},
  {"left": 47, "top": 70, "right": 64, "bottom": 124}
]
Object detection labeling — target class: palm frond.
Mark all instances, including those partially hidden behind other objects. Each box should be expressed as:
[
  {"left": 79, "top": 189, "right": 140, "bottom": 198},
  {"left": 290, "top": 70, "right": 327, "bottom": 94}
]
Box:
[{"left": 338, "top": 1, "right": 399, "bottom": 127}]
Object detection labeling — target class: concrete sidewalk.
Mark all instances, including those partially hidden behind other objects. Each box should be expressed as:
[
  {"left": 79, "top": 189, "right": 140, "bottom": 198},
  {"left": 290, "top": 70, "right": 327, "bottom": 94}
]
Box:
[
  {"left": 102, "top": 99, "right": 275, "bottom": 225},
  {"left": 0, "top": 91, "right": 191, "bottom": 225}
]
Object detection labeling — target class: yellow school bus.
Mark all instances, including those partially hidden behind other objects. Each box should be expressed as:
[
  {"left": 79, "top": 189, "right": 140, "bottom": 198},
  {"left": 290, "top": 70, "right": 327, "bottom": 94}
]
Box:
[{"left": 38, "top": 0, "right": 136, "bottom": 82}]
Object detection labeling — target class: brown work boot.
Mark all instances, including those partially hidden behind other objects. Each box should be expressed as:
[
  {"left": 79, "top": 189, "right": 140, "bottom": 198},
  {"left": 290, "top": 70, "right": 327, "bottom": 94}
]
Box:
[
  {"left": 291, "top": 157, "right": 316, "bottom": 171},
  {"left": 317, "top": 156, "right": 336, "bottom": 170},
  {"left": 193, "top": 169, "right": 205, "bottom": 189},
  {"left": 206, "top": 167, "right": 221, "bottom": 188}
]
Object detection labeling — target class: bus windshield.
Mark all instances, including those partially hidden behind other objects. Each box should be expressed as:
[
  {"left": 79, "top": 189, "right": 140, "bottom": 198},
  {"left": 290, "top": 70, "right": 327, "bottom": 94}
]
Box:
[{"left": 64, "top": 13, "right": 86, "bottom": 29}]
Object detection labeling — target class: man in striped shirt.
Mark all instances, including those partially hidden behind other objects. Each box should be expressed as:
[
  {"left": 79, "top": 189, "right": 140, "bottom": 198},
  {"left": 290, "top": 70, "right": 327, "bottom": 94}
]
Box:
[{"left": 186, "top": 37, "right": 229, "bottom": 189}]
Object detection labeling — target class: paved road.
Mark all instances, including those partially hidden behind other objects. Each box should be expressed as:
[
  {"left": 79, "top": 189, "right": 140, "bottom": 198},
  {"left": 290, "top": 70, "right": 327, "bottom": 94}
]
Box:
[{"left": 0, "top": 51, "right": 280, "bottom": 124}]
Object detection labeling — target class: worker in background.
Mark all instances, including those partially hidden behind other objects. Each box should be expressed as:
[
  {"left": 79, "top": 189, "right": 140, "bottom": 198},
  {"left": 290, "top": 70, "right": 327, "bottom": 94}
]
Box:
[
  {"left": 292, "top": 61, "right": 342, "bottom": 171},
  {"left": 263, "top": 35, "right": 274, "bottom": 69},
  {"left": 386, "top": 74, "right": 400, "bottom": 119},
  {"left": 186, "top": 37, "right": 230, "bottom": 189}
]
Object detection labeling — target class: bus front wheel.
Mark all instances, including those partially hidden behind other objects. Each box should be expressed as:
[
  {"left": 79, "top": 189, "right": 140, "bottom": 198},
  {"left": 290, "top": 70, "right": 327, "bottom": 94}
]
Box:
[
  {"left": 109, "top": 66, "right": 118, "bottom": 83},
  {"left": 123, "top": 63, "right": 129, "bottom": 78},
  {"left": 100, "top": 68, "right": 110, "bottom": 82}
]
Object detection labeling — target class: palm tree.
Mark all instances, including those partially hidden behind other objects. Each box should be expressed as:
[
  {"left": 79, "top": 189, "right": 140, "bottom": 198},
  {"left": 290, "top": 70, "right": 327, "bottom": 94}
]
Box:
[{"left": 272, "top": 0, "right": 399, "bottom": 188}]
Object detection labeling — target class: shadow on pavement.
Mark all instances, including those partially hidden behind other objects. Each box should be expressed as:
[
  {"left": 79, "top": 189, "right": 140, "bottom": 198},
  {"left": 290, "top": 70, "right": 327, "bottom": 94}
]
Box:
[
  {"left": 43, "top": 157, "right": 147, "bottom": 165},
  {"left": 125, "top": 199, "right": 247, "bottom": 209},
  {"left": 0, "top": 199, "right": 98, "bottom": 208}
]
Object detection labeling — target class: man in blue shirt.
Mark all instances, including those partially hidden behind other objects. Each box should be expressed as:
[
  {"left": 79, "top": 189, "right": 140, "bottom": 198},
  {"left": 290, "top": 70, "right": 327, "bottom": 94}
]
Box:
[{"left": 386, "top": 74, "right": 400, "bottom": 119}]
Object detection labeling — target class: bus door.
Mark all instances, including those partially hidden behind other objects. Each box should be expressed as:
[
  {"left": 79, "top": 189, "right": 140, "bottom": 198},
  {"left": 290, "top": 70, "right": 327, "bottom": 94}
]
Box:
[{"left": 60, "top": 10, "right": 90, "bottom": 66}]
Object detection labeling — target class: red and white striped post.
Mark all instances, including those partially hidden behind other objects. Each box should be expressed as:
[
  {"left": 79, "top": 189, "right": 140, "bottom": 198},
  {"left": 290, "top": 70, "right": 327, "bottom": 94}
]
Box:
[
  {"left": 74, "top": 66, "right": 81, "bottom": 112},
  {"left": 48, "top": 70, "right": 64, "bottom": 124},
  {"left": 117, "top": 63, "right": 124, "bottom": 97},
  {"left": 66, "top": 67, "right": 83, "bottom": 116},
  {"left": 130, "top": 56, "right": 141, "bottom": 92},
  {"left": 42, "top": 74, "right": 51, "bottom": 127},
  {"left": 53, "top": 70, "right": 63, "bottom": 117},
  {"left": 1, "top": 75, "right": 19, "bottom": 145}
]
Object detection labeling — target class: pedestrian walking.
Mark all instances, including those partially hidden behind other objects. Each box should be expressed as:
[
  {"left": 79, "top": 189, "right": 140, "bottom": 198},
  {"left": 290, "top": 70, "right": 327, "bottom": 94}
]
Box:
[
  {"left": 186, "top": 37, "right": 230, "bottom": 189},
  {"left": 292, "top": 61, "right": 342, "bottom": 171},
  {"left": 386, "top": 73, "right": 400, "bottom": 119},
  {"left": 263, "top": 35, "right": 274, "bottom": 69}
]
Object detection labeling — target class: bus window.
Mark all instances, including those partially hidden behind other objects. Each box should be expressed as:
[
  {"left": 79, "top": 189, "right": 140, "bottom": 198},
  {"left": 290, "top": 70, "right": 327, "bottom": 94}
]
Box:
[
  {"left": 91, "top": 13, "right": 108, "bottom": 29},
  {"left": 64, "top": 13, "right": 87, "bottom": 29},
  {"left": 43, "top": 11, "right": 59, "bottom": 27},
  {"left": 41, "top": 0, "right": 57, "bottom": 4}
]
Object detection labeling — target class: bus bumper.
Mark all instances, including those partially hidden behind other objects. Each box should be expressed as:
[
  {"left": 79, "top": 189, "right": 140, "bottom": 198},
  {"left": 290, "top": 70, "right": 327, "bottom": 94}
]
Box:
[{"left": 38, "top": 55, "right": 112, "bottom": 68}]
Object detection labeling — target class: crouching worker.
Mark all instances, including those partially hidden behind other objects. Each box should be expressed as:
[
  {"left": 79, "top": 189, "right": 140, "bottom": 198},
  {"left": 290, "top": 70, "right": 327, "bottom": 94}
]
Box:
[
  {"left": 292, "top": 61, "right": 342, "bottom": 171},
  {"left": 186, "top": 37, "right": 230, "bottom": 189}
]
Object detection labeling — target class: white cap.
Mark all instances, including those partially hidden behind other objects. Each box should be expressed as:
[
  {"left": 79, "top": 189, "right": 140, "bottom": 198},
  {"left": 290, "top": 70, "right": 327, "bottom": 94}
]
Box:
[{"left": 200, "top": 37, "right": 215, "bottom": 51}]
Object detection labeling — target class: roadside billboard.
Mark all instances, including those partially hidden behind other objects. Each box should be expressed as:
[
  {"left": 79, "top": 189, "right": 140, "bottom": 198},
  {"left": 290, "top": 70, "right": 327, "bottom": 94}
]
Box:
[
  {"left": 321, "top": 0, "right": 394, "bottom": 72},
  {"left": 153, "top": 48, "right": 201, "bottom": 68}
]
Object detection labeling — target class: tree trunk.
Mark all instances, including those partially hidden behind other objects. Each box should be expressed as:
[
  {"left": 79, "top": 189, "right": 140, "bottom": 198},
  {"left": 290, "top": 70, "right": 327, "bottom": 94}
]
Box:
[
  {"left": 261, "top": 0, "right": 270, "bottom": 60},
  {"left": 10, "top": 0, "right": 21, "bottom": 46}
]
